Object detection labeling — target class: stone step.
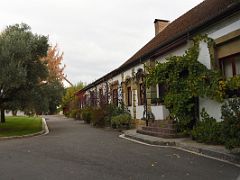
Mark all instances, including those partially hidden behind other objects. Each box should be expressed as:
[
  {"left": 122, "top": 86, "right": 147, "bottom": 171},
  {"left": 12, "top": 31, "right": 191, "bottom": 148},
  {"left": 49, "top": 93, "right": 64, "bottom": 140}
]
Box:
[
  {"left": 149, "top": 119, "right": 176, "bottom": 127},
  {"left": 137, "top": 129, "right": 177, "bottom": 139},
  {"left": 149, "top": 122, "right": 176, "bottom": 129},
  {"left": 142, "top": 126, "right": 176, "bottom": 134}
]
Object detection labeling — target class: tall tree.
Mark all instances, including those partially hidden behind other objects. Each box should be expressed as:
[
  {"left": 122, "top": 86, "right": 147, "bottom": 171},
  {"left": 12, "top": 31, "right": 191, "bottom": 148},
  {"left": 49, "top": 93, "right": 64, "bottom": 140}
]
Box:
[
  {"left": 38, "top": 44, "right": 65, "bottom": 114},
  {"left": 42, "top": 44, "right": 66, "bottom": 82},
  {"left": 0, "top": 23, "right": 49, "bottom": 122}
]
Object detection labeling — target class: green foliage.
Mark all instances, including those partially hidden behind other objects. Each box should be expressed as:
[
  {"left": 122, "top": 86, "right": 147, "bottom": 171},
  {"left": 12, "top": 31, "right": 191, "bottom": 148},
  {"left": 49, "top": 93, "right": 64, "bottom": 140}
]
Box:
[
  {"left": 224, "top": 76, "right": 240, "bottom": 98},
  {"left": 191, "top": 109, "right": 223, "bottom": 144},
  {"left": 146, "top": 35, "right": 224, "bottom": 132},
  {"left": 80, "top": 104, "right": 131, "bottom": 129},
  {"left": 103, "top": 104, "right": 130, "bottom": 126},
  {"left": 192, "top": 99, "right": 240, "bottom": 150},
  {"left": 111, "top": 113, "right": 131, "bottom": 129},
  {"left": 91, "top": 108, "right": 106, "bottom": 127},
  {"left": 61, "top": 82, "right": 85, "bottom": 111},
  {"left": 81, "top": 106, "right": 107, "bottom": 127},
  {"left": 0, "top": 23, "right": 49, "bottom": 120},
  {"left": 82, "top": 107, "right": 92, "bottom": 124},
  {"left": 69, "top": 109, "right": 78, "bottom": 119},
  {"left": 221, "top": 98, "right": 240, "bottom": 150}
]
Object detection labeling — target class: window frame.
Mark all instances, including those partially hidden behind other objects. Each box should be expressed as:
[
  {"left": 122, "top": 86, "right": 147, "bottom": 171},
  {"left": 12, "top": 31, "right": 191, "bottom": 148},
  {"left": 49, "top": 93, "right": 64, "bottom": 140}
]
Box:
[
  {"left": 127, "top": 86, "right": 132, "bottom": 106},
  {"left": 112, "top": 88, "right": 118, "bottom": 106},
  {"left": 220, "top": 53, "right": 240, "bottom": 78},
  {"left": 138, "top": 83, "right": 144, "bottom": 105}
]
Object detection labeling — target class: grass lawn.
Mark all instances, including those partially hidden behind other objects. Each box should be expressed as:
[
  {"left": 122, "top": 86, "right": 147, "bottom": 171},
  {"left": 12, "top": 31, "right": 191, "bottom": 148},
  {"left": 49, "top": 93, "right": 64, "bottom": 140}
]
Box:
[{"left": 0, "top": 116, "right": 42, "bottom": 137}]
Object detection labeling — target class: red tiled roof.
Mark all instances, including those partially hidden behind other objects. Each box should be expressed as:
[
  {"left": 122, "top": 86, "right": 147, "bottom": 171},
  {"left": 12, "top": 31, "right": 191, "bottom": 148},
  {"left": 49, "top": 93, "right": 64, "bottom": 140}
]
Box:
[
  {"left": 120, "top": 0, "right": 239, "bottom": 68},
  {"left": 79, "top": 0, "right": 239, "bottom": 93}
]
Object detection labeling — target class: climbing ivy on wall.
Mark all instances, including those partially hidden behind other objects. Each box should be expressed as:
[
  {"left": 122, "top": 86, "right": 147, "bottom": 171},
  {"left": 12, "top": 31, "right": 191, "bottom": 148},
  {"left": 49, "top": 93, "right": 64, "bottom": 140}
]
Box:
[{"left": 146, "top": 35, "right": 226, "bottom": 132}]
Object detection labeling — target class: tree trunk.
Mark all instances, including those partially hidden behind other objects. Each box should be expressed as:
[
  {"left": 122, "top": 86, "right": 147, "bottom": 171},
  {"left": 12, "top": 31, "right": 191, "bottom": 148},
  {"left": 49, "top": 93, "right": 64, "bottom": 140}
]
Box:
[
  {"left": 12, "top": 110, "right": 17, "bottom": 116},
  {"left": 0, "top": 108, "right": 5, "bottom": 123}
]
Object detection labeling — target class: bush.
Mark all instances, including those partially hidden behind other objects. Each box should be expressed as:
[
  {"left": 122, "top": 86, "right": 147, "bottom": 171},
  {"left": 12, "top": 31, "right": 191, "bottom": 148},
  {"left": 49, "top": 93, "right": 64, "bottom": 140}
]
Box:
[
  {"left": 103, "top": 104, "right": 130, "bottom": 127},
  {"left": 75, "top": 109, "right": 82, "bottom": 120},
  {"left": 221, "top": 98, "right": 240, "bottom": 150},
  {"left": 111, "top": 113, "right": 131, "bottom": 129},
  {"left": 191, "top": 109, "right": 223, "bottom": 144},
  {"left": 91, "top": 108, "right": 106, "bottom": 127},
  {"left": 82, "top": 107, "right": 92, "bottom": 124},
  {"left": 79, "top": 104, "right": 131, "bottom": 128},
  {"left": 69, "top": 109, "right": 78, "bottom": 119}
]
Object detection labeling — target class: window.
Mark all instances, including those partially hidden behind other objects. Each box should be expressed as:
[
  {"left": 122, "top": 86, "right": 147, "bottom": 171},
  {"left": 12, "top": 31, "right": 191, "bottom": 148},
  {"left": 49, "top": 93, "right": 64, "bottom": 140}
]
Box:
[
  {"left": 99, "top": 88, "right": 103, "bottom": 97},
  {"left": 158, "top": 83, "right": 166, "bottom": 103},
  {"left": 127, "top": 87, "right": 132, "bottom": 106},
  {"left": 90, "top": 91, "right": 96, "bottom": 106},
  {"left": 112, "top": 89, "right": 118, "bottom": 106},
  {"left": 138, "top": 83, "right": 144, "bottom": 105},
  {"left": 99, "top": 88, "right": 103, "bottom": 104},
  {"left": 220, "top": 53, "right": 240, "bottom": 78}
]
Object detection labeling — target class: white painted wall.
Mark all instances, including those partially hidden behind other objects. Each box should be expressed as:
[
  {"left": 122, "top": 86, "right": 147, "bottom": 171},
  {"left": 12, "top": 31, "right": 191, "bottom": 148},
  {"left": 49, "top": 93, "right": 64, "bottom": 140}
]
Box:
[
  {"left": 156, "top": 43, "right": 192, "bottom": 63},
  {"left": 199, "top": 98, "right": 223, "bottom": 122},
  {"left": 136, "top": 105, "right": 144, "bottom": 119},
  {"left": 198, "top": 41, "right": 211, "bottom": 69},
  {"left": 151, "top": 105, "right": 169, "bottom": 120},
  {"left": 5, "top": 111, "right": 25, "bottom": 116},
  {"left": 128, "top": 106, "right": 134, "bottom": 117},
  {"left": 112, "top": 74, "right": 122, "bottom": 83}
]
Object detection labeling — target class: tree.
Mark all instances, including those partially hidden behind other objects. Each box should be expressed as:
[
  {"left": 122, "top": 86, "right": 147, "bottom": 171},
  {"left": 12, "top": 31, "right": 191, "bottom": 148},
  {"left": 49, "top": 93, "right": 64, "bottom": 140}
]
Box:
[
  {"left": 61, "top": 82, "right": 85, "bottom": 113},
  {"left": 42, "top": 44, "right": 66, "bottom": 82},
  {"left": 0, "top": 23, "right": 49, "bottom": 122},
  {"left": 37, "top": 44, "right": 66, "bottom": 115}
]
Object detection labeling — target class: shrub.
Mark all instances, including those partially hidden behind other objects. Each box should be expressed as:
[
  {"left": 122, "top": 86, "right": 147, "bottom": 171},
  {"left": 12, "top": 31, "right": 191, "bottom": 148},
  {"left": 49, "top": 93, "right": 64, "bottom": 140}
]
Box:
[
  {"left": 111, "top": 113, "right": 131, "bottom": 129},
  {"left": 82, "top": 107, "right": 92, "bottom": 124},
  {"left": 103, "top": 104, "right": 130, "bottom": 127},
  {"left": 91, "top": 108, "right": 106, "bottom": 127},
  {"left": 69, "top": 109, "right": 78, "bottom": 119},
  {"left": 75, "top": 109, "right": 82, "bottom": 120},
  {"left": 191, "top": 109, "right": 223, "bottom": 144},
  {"left": 221, "top": 98, "right": 240, "bottom": 150}
]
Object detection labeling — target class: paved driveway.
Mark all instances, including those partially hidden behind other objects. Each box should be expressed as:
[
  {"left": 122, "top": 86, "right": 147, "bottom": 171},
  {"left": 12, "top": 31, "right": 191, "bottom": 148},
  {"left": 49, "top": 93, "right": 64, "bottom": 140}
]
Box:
[{"left": 0, "top": 115, "right": 239, "bottom": 180}]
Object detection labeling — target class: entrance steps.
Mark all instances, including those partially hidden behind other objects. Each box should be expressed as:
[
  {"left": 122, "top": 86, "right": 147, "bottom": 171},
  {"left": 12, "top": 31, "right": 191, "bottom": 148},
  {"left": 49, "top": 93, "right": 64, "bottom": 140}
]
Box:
[{"left": 137, "top": 119, "right": 178, "bottom": 138}]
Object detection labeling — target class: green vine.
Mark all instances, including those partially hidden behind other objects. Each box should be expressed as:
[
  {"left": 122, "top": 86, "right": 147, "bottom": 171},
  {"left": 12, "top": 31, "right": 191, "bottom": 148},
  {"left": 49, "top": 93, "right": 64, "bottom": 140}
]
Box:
[{"left": 146, "top": 34, "right": 226, "bottom": 132}]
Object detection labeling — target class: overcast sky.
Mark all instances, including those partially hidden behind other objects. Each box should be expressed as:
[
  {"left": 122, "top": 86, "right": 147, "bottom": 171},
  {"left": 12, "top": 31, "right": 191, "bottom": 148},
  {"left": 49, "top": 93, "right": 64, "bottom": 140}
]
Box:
[{"left": 1, "top": 0, "right": 203, "bottom": 86}]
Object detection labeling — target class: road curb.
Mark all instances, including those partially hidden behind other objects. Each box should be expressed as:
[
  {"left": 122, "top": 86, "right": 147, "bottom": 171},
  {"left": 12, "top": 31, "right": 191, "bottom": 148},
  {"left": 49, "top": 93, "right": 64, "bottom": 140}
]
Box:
[
  {"left": 0, "top": 117, "right": 49, "bottom": 140},
  {"left": 176, "top": 142, "right": 240, "bottom": 166},
  {"left": 124, "top": 134, "right": 176, "bottom": 146},
  {"left": 121, "top": 133, "right": 240, "bottom": 167}
]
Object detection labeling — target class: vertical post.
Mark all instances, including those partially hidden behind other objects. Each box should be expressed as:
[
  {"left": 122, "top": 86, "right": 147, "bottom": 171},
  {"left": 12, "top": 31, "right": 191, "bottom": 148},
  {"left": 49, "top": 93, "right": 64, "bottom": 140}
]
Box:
[{"left": 0, "top": 108, "right": 5, "bottom": 123}]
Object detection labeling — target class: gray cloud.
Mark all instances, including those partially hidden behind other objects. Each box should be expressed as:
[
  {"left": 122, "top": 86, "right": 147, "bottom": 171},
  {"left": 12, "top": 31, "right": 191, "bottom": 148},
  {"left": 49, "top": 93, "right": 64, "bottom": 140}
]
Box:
[{"left": 0, "top": 0, "right": 203, "bottom": 86}]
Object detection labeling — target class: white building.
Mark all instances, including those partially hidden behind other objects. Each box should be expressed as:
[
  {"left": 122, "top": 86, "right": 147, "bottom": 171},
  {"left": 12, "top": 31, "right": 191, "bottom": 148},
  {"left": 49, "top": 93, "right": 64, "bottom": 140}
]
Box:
[{"left": 76, "top": 0, "right": 240, "bottom": 136}]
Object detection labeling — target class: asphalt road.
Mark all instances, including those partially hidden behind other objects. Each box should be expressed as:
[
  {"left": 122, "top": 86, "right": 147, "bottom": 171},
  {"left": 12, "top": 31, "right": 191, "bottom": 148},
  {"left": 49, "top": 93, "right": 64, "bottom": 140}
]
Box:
[{"left": 0, "top": 115, "right": 239, "bottom": 180}]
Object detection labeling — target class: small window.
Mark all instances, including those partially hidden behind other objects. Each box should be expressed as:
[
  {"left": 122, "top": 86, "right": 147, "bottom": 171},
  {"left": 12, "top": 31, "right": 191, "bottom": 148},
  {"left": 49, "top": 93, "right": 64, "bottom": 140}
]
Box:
[
  {"left": 99, "top": 89, "right": 103, "bottom": 98},
  {"left": 220, "top": 53, "right": 240, "bottom": 78},
  {"left": 127, "top": 87, "right": 132, "bottom": 106},
  {"left": 138, "top": 83, "right": 144, "bottom": 105},
  {"left": 158, "top": 84, "right": 166, "bottom": 103},
  {"left": 112, "top": 89, "right": 118, "bottom": 106},
  {"left": 99, "top": 88, "right": 103, "bottom": 104}
]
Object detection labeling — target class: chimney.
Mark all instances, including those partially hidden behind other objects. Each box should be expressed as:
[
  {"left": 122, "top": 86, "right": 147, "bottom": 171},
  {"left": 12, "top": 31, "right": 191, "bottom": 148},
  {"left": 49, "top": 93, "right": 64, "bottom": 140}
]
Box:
[{"left": 154, "top": 19, "right": 169, "bottom": 36}]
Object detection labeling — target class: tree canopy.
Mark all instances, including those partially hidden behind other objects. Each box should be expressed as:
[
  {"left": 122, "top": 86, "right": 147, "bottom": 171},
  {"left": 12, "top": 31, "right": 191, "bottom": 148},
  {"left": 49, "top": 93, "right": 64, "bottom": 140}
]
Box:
[
  {"left": 0, "top": 23, "right": 65, "bottom": 122},
  {"left": 61, "top": 82, "right": 85, "bottom": 111},
  {"left": 42, "top": 44, "right": 66, "bottom": 82}
]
